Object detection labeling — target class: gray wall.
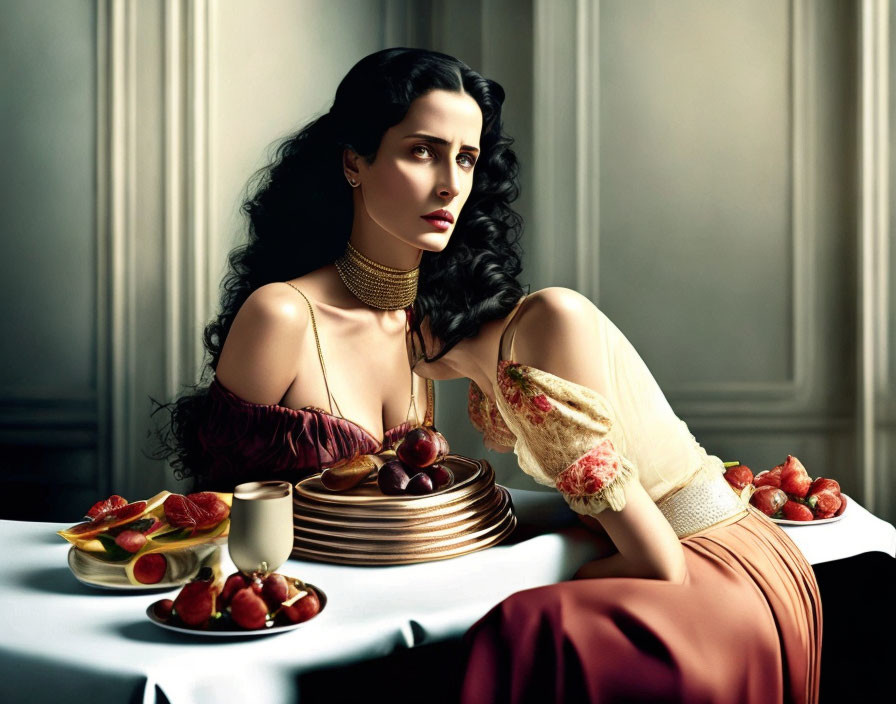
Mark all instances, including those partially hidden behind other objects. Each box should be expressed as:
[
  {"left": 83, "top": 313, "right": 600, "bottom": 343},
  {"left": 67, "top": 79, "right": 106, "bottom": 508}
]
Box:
[{"left": 2, "top": 0, "right": 892, "bottom": 523}]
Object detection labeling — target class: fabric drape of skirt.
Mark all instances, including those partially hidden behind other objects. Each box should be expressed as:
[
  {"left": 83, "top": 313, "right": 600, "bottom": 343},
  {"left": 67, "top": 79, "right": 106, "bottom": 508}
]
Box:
[{"left": 459, "top": 506, "right": 821, "bottom": 704}]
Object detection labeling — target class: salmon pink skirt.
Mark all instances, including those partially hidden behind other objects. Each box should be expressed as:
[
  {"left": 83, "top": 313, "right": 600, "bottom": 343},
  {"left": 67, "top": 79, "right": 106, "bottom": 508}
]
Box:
[{"left": 460, "top": 506, "right": 821, "bottom": 704}]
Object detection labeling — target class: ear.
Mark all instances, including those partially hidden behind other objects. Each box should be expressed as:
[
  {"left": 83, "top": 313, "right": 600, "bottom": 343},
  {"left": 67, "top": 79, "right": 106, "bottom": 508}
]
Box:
[{"left": 342, "top": 148, "right": 361, "bottom": 184}]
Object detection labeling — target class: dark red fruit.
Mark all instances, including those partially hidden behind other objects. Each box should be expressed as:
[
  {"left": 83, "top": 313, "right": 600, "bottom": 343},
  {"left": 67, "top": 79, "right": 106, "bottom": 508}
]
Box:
[
  {"left": 219, "top": 572, "right": 248, "bottom": 609},
  {"left": 86, "top": 495, "right": 128, "bottom": 520},
  {"left": 66, "top": 500, "right": 149, "bottom": 539},
  {"left": 781, "top": 500, "right": 814, "bottom": 522},
  {"left": 261, "top": 573, "right": 289, "bottom": 610},
  {"left": 396, "top": 427, "right": 441, "bottom": 469},
  {"left": 750, "top": 486, "right": 788, "bottom": 516},
  {"left": 153, "top": 599, "right": 174, "bottom": 621},
  {"left": 424, "top": 464, "right": 453, "bottom": 490},
  {"left": 230, "top": 587, "right": 268, "bottom": 629},
  {"left": 406, "top": 472, "right": 434, "bottom": 495},
  {"left": 114, "top": 529, "right": 147, "bottom": 553},
  {"left": 278, "top": 585, "right": 321, "bottom": 624},
  {"left": 132, "top": 553, "right": 167, "bottom": 584},
  {"left": 723, "top": 464, "right": 753, "bottom": 491},
  {"left": 835, "top": 495, "right": 848, "bottom": 516},
  {"left": 378, "top": 460, "right": 411, "bottom": 495},
  {"left": 173, "top": 580, "right": 216, "bottom": 627},
  {"left": 753, "top": 467, "right": 782, "bottom": 489},
  {"left": 779, "top": 456, "right": 812, "bottom": 498},
  {"left": 807, "top": 477, "right": 842, "bottom": 519},
  {"left": 163, "top": 492, "right": 229, "bottom": 534}
]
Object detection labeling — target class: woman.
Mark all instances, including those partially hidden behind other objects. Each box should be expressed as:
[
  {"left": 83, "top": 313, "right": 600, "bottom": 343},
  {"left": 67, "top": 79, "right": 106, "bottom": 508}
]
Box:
[
  {"left": 158, "top": 47, "right": 820, "bottom": 702},
  {"left": 413, "top": 289, "right": 821, "bottom": 703},
  {"left": 157, "top": 47, "right": 525, "bottom": 489}
]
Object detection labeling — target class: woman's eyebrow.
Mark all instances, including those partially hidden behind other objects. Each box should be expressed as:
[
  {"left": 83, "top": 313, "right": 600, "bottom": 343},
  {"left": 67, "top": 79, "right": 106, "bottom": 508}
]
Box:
[{"left": 404, "top": 132, "right": 480, "bottom": 152}]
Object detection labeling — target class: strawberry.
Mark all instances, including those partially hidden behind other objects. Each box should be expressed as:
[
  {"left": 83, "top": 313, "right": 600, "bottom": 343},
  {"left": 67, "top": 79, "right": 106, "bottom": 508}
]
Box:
[
  {"left": 835, "top": 495, "right": 848, "bottom": 516},
  {"left": 807, "top": 477, "right": 842, "bottom": 519},
  {"left": 781, "top": 500, "right": 814, "bottom": 521},
  {"left": 723, "top": 464, "right": 754, "bottom": 491},
  {"left": 173, "top": 579, "right": 217, "bottom": 628},
  {"left": 753, "top": 467, "right": 782, "bottom": 489},
  {"left": 750, "top": 486, "right": 788, "bottom": 516},
  {"left": 778, "top": 455, "right": 812, "bottom": 498}
]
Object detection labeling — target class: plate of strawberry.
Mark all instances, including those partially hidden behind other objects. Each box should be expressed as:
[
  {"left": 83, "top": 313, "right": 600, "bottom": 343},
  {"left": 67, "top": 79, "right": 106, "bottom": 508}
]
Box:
[{"left": 722, "top": 455, "right": 847, "bottom": 524}]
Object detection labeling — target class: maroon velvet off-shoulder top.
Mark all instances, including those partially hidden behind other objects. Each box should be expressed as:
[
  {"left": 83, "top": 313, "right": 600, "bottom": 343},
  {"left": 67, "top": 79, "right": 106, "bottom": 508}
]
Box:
[{"left": 196, "top": 377, "right": 435, "bottom": 490}]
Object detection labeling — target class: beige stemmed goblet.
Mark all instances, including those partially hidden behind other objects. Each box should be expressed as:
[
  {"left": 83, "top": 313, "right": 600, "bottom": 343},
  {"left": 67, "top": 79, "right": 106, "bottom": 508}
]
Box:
[{"left": 228, "top": 481, "right": 294, "bottom": 575}]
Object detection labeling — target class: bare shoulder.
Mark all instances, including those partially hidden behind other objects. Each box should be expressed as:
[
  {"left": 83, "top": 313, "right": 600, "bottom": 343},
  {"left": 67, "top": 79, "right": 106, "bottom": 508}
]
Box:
[
  {"left": 511, "top": 287, "right": 604, "bottom": 389},
  {"left": 515, "top": 287, "right": 599, "bottom": 343},
  {"left": 215, "top": 283, "right": 312, "bottom": 404}
]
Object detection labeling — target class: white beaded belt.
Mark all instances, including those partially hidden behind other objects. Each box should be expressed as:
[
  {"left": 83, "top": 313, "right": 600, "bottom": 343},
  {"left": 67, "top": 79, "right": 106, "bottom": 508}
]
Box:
[{"left": 657, "top": 471, "right": 749, "bottom": 539}]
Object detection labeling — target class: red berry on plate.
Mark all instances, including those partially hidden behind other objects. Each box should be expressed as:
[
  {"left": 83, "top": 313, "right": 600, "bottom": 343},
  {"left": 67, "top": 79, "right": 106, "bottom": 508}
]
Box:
[
  {"left": 807, "top": 477, "right": 842, "bottom": 519},
  {"left": 261, "top": 573, "right": 289, "bottom": 611},
  {"left": 219, "top": 572, "right": 248, "bottom": 609},
  {"left": 781, "top": 500, "right": 814, "bottom": 522},
  {"left": 753, "top": 467, "right": 783, "bottom": 489},
  {"left": 173, "top": 580, "right": 217, "bottom": 628},
  {"left": 153, "top": 599, "right": 174, "bottom": 621},
  {"left": 723, "top": 464, "right": 753, "bottom": 491},
  {"left": 230, "top": 587, "right": 268, "bottom": 630},
  {"left": 278, "top": 585, "right": 321, "bottom": 625},
  {"left": 779, "top": 455, "right": 812, "bottom": 498},
  {"left": 750, "top": 486, "right": 788, "bottom": 516}
]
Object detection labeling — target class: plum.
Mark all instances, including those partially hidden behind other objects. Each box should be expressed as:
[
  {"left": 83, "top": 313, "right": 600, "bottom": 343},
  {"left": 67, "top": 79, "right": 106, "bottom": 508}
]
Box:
[
  {"left": 424, "top": 464, "right": 453, "bottom": 490},
  {"left": 396, "top": 427, "right": 441, "bottom": 468},
  {"left": 406, "top": 472, "right": 434, "bottom": 495},
  {"left": 261, "top": 573, "right": 289, "bottom": 610},
  {"left": 152, "top": 598, "right": 174, "bottom": 621},
  {"left": 378, "top": 460, "right": 411, "bottom": 495}
]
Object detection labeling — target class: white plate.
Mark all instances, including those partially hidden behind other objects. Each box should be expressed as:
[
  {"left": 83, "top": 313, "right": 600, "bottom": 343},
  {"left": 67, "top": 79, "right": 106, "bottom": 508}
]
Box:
[
  {"left": 771, "top": 513, "right": 845, "bottom": 526},
  {"left": 770, "top": 494, "right": 849, "bottom": 525},
  {"left": 146, "top": 583, "right": 326, "bottom": 637},
  {"left": 67, "top": 541, "right": 223, "bottom": 591}
]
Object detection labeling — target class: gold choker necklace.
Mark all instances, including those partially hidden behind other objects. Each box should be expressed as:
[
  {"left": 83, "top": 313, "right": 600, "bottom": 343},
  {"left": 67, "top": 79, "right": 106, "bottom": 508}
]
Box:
[{"left": 334, "top": 241, "right": 419, "bottom": 310}]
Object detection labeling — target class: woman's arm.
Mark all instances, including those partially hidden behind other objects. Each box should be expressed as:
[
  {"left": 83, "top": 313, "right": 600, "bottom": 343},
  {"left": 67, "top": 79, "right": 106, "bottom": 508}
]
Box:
[
  {"left": 511, "top": 287, "right": 687, "bottom": 583},
  {"left": 574, "top": 479, "right": 686, "bottom": 582}
]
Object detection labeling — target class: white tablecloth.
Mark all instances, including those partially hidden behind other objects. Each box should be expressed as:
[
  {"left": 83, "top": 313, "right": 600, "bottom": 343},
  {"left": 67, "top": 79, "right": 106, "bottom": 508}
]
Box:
[{"left": 0, "top": 489, "right": 893, "bottom": 704}]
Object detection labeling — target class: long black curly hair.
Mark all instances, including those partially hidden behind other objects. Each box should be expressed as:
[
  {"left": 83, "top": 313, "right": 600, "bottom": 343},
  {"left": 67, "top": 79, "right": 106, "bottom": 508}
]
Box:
[{"left": 155, "top": 47, "right": 526, "bottom": 485}]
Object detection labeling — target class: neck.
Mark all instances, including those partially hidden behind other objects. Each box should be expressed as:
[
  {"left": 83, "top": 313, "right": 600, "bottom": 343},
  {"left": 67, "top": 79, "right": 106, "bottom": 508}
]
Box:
[{"left": 414, "top": 316, "right": 506, "bottom": 399}]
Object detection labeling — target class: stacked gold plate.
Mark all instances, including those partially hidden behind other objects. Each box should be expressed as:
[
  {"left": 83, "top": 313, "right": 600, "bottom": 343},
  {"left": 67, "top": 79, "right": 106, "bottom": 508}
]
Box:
[{"left": 292, "top": 455, "right": 516, "bottom": 566}]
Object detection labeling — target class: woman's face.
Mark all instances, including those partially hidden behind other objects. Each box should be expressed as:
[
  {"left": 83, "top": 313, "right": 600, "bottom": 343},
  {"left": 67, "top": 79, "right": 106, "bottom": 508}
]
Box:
[{"left": 351, "top": 89, "right": 484, "bottom": 252}]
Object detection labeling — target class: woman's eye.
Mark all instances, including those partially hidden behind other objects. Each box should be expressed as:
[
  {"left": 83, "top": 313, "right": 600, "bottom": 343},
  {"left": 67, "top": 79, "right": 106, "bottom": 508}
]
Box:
[
  {"left": 412, "top": 145, "right": 434, "bottom": 158},
  {"left": 458, "top": 153, "right": 477, "bottom": 168}
]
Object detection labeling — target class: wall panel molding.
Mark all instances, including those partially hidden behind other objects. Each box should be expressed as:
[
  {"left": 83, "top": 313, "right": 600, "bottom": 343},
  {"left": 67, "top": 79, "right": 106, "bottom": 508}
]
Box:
[
  {"left": 533, "top": 0, "right": 822, "bottom": 420},
  {"left": 859, "top": 0, "right": 889, "bottom": 514}
]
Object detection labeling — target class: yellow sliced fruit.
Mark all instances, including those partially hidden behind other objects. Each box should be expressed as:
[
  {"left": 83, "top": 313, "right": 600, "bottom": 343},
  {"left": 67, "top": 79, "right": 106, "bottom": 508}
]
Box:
[{"left": 124, "top": 518, "right": 231, "bottom": 586}]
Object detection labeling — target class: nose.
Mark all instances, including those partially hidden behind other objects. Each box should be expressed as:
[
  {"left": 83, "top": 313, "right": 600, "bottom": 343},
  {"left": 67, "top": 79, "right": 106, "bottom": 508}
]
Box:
[{"left": 437, "top": 163, "right": 461, "bottom": 200}]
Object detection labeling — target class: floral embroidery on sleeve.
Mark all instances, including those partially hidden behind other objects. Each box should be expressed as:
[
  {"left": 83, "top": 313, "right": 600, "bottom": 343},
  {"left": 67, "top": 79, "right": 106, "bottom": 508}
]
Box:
[
  {"left": 555, "top": 439, "right": 624, "bottom": 498},
  {"left": 498, "top": 361, "right": 554, "bottom": 425}
]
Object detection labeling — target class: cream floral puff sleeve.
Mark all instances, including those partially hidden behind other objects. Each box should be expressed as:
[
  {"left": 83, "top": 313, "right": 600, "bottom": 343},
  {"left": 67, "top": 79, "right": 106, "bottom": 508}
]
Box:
[{"left": 493, "top": 360, "right": 638, "bottom": 517}]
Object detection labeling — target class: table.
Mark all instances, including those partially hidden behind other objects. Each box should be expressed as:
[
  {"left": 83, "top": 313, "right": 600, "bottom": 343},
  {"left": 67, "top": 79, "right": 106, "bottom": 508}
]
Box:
[{"left": 1, "top": 489, "right": 894, "bottom": 704}]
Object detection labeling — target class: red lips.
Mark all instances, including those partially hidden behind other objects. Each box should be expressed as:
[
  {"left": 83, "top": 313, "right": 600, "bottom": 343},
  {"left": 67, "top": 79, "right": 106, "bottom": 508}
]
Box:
[{"left": 422, "top": 209, "right": 454, "bottom": 223}]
